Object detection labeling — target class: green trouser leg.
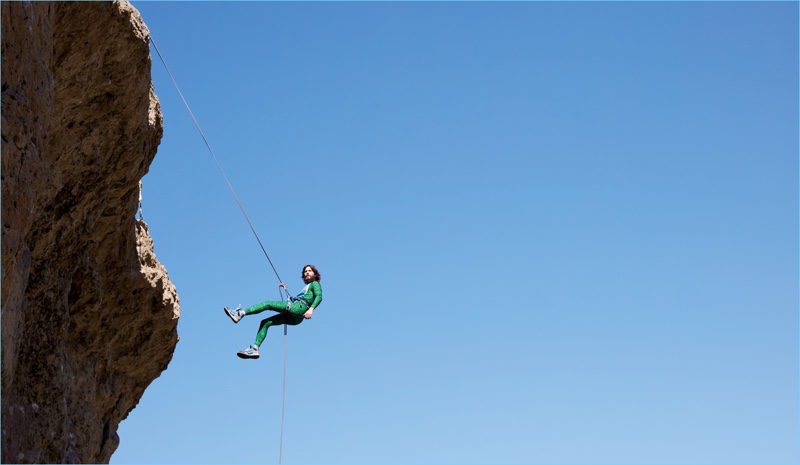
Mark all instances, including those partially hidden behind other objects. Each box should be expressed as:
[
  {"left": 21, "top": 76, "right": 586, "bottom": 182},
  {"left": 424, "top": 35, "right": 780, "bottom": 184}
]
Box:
[{"left": 244, "top": 300, "right": 305, "bottom": 347}]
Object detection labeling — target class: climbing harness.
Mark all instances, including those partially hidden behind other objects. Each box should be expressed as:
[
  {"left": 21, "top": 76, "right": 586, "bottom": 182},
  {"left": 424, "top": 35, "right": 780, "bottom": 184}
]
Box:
[
  {"left": 150, "top": 38, "right": 290, "bottom": 464},
  {"left": 289, "top": 296, "right": 311, "bottom": 309},
  {"left": 286, "top": 285, "right": 311, "bottom": 310}
]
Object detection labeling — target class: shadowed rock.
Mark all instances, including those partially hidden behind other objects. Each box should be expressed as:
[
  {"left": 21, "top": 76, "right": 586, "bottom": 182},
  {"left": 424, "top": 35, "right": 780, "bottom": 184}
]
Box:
[{"left": 2, "top": 2, "right": 180, "bottom": 463}]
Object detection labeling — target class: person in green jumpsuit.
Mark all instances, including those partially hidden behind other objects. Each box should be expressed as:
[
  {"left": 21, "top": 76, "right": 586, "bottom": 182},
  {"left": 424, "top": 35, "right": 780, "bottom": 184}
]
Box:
[{"left": 224, "top": 264, "right": 322, "bottom": 359}]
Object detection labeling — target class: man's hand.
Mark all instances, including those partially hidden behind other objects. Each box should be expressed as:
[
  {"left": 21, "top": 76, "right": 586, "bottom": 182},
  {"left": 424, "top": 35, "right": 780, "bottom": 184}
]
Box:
[{"left": 304, "top": 307, "right": 314, "bottom": 319}]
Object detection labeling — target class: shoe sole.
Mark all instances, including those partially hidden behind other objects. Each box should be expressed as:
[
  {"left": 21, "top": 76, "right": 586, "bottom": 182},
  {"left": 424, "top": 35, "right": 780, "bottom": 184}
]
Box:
[{"left": 237, "top": 351, "right": 260, "bottom": 359}]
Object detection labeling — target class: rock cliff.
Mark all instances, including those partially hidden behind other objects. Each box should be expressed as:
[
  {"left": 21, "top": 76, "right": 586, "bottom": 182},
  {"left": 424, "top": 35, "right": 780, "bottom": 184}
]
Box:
[{"left": 1, "top": 2, "right": 180, "bottom": 463}]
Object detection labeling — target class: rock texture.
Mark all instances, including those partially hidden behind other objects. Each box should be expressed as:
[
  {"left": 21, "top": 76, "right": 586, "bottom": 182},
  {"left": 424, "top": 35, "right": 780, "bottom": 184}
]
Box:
[{"left": 1, "top": 2, "right": 180, "bottom": 463}]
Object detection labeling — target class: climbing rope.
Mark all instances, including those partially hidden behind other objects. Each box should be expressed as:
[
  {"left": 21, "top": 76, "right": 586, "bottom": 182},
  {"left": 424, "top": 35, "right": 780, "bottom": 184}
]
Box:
[
  {"left": 280, "top": 324, "right": 288, "bottom": 464},
  {"left": 150, "top": 37, "right": 289, "bottom": 464},
  {"left": 277, "top": 285, "right": 289, "bottom": 464},
  {"left": 149, "top": 38, "right": 283, "bottom": 285}
]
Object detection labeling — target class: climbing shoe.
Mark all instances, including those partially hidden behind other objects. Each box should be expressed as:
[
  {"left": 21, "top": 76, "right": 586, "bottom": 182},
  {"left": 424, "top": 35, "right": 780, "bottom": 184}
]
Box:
[
  {"left": 237, "top": 345, "right": 260, "bottom": 359},
  {"left": 224, "top": 305, "right": 244, "bottom": 323}
]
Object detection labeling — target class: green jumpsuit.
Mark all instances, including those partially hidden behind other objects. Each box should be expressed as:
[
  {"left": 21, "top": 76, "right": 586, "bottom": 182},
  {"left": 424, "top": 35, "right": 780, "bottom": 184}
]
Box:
[{"left": 244, "top": 281, "right": 323, "bottom": 347}]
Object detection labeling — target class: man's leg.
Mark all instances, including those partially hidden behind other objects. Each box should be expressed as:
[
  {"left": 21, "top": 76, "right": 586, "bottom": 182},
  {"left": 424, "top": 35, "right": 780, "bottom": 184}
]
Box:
[
  {"left": 254, "top": 313, "right": 303, "bottom": 347},
  {"left": 244, "top": 300, "right": 287, "bottom": 316}
]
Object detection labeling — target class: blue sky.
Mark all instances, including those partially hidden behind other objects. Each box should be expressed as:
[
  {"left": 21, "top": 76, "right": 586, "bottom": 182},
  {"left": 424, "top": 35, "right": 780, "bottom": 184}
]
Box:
[{"left": 113, "top": 1, "right": 798, "bottom": 464}]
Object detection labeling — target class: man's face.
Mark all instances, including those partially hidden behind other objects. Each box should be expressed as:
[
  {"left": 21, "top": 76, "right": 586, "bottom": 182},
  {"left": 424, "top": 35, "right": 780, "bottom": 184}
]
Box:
[{"left": 303, "top": 267, "right": 315, "bottom": 282}]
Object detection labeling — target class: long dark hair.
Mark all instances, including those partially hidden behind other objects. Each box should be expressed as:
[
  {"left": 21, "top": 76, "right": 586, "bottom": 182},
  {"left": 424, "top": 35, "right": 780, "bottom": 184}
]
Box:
[{"left": 302, "top": 264, "right": 321, "bottom": 283}]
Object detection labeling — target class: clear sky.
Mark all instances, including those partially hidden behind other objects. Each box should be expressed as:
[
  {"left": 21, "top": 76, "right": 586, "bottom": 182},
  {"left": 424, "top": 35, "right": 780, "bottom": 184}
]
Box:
[{"left": 112, "top": 1, "right": 798, "bottom": 464}]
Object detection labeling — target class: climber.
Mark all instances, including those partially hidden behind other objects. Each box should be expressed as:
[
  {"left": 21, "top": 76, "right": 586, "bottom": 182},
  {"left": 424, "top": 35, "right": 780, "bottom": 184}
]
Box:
[{"left": 224, "top": 264, "right": 323, "bottom": 359}]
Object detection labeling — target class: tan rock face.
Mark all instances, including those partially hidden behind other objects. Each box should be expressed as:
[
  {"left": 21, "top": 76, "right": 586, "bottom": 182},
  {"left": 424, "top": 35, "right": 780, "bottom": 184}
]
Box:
[{"left": 2, "top": 2, "right": 180, "bottom": 463}]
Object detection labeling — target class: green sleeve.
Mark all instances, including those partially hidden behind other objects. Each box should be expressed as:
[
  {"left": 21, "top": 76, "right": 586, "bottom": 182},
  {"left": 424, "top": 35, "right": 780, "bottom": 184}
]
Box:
[{"left": 309, "top": 281, "right": 323, "bottom": 308}]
